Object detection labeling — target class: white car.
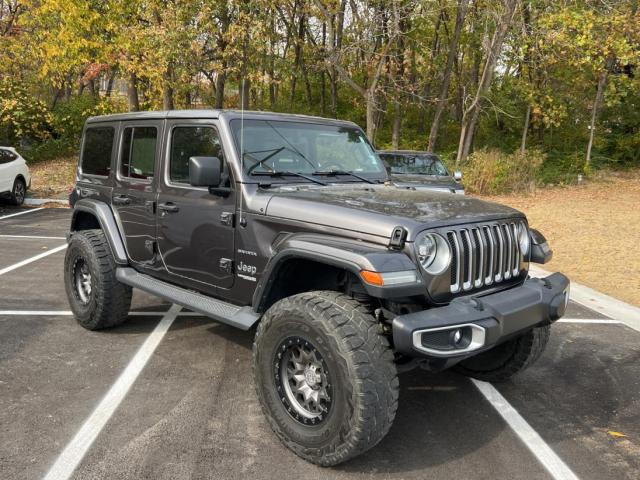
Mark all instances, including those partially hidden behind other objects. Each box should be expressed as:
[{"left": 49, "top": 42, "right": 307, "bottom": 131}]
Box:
[{"left": 0, "top": 147, "right": 31, "bottom": 205}]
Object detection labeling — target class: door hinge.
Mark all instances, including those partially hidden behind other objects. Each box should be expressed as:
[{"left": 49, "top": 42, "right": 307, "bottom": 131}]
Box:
[
  {"left": 220, "top": 211, "right": 235, "bottom": 227},
  {"left": 144, "top": 240, "right": 157, "bottom": 255},
  {"left": 219, "top": 258, "right": 234, "bottom": 274}
]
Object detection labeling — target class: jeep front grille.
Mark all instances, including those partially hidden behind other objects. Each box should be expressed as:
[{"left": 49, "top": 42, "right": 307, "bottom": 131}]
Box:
[{"left": 447, "top": 221, "right": 526, "bottom": 293}]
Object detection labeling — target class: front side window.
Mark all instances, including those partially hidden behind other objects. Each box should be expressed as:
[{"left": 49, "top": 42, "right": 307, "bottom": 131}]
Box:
[
  {"left": 230, "top": 119, "right": 385, "bottom": 177},
  {"left": 169, "top": 126, "right": 224, "bottom": 183},
  {"left": 82, "top": 126, "right": 114, "bottom": 176},
  {"left": 120, "top": 126, "right": 157, "bottom": 180}
]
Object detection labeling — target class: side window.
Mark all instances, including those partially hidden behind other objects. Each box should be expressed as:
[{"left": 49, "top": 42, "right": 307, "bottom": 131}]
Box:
[
  {"left": 120, "top": 126, "right": 157, "bottom": 180},
  {"left": 82, "top": 126, "right": 115, "bottom": 176},
  {"left": 0, "top": 149, "right": 16, "bottom": 164},
  {"left": 169, "top": 126, "right": 224, "bottom": 184}
]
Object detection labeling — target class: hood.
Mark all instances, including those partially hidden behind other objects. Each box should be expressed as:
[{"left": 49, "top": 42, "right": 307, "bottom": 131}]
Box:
[{"left": 263, "top": 184, "right": 523, "bottom": 240}]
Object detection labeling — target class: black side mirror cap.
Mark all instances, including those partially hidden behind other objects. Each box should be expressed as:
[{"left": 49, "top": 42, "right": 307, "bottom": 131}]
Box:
[
  {"left": 529, "top": 228, "right": 553, "bottom": 264},
  {"left": 189, "top": 156, "right": 221, "bottom": 187}
]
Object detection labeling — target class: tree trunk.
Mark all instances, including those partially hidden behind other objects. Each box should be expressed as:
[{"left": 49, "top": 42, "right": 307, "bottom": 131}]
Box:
[
  {"left": 392, "top": 100, "right": 401, "bottom": 149},
  {"left": 127, "top": 73, "right": 140, "bottom": 112},
  {"left": 456, "top": 0, "right": 517, "bottom": 165},
  {"left": 163, "top": 65, "right": 174, "bottom": 110},
  {"left": 586, "top": 64, "right": 610, "bottom": 166},
  {"left": 214, "top": 71, "right": 226, "bottom": 109},
  {"left": 520, "top": 104, "right": 531, "bottom": 155},
  {"left": 240, "top": 77, "right": 250, "bottom": 110},
  {"left": 105, "top": 74, "right": 115, "bottom": 97},
  {"left": 321, "top": 23, "right": 327, "bottom": 115},
  {"left": 428, "top": 0, "right": 469, "bottom": 152},
  {"left": 366, "top": 90, "right": 376, "bottom": 143},
  {"left": 417, "top": 4, "right": 445, "bottom": 135}
]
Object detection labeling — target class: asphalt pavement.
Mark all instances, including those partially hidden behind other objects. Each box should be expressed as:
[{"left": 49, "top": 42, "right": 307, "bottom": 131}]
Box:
[{"left": 0, "top": 206, "right": 638, "bottom": 480}]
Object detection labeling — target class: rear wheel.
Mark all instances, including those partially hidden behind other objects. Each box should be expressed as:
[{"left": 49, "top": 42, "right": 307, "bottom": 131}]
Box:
[
  {"left": 64, "top": 229, "right": 132, "bottom": 330},
  {"left": 455, "top": 325, "right": 550, "bottom": 382},
  {"left": 253, "top": 291, "right": 398, "bottom": 466},
  {"left": 10, "top": 177, "right": 26, "bottom": 205}
]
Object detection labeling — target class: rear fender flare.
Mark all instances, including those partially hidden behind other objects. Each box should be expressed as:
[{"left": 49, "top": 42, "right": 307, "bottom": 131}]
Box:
[{"left": 70, "top": 199, "right": 128, "bottom": 265}]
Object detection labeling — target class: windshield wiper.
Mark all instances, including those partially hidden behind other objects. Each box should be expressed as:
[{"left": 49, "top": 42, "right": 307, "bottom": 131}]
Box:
[
  {"left": 252, "top": 170, "right": 327, "bottom": 185},
  {"left": 313, "top": 169, "right": 377, "bottom": 184},
  {"left": 245, "top": 147, "right": 285, "bottom": 174}
]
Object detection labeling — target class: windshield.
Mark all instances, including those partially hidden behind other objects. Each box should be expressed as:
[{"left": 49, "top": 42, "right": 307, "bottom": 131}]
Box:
[
  {"left": 230, "top": 119, "right": 386, "bottom": 179},
  {"left": 379, "top": 153, "right": 449, "bottom": 176}
]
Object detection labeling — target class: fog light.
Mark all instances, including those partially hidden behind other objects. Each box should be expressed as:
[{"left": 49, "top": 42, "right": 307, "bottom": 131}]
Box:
[{"left": 453, "top": 329, "right": 462, "bottom": 345}]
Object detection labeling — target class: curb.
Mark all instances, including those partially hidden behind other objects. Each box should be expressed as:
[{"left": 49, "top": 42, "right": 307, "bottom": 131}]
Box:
[
  {"left": 24, "top": 198, "right": 69, "bottom": 206},
  {"left": 529, "top": 265, "right": 640, "bottom": 333}
]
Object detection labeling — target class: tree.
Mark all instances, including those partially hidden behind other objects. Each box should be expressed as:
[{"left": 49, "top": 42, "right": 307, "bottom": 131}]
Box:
[
  {"left": 456, "top": 0, "right": 518, "bottom": 165},
  {"left": 428, "top": 0, "right": 469, "bottom": 152}
]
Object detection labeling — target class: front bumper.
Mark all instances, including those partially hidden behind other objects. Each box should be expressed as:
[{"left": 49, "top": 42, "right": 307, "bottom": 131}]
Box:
[{"left": 392, "top": 272, "right": 570, "bottom": 358}]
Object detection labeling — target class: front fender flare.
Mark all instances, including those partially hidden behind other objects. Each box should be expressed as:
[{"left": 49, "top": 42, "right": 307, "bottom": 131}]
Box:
[
  {"left": 70, "top": 199, "right": 128, "bottom": 265},
  {"left": 253, "top": 233, "right": 423, "bottom": 311}
]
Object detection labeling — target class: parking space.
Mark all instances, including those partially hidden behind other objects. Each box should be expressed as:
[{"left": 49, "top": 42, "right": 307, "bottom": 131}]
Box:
[{"left": 1, "top": 207, "right": 639, "bottom": 479}]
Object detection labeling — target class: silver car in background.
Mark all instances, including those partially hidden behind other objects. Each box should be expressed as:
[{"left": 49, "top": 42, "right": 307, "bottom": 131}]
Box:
[{"left": 378, "top": 150, "right": 464, "bottom": 194}]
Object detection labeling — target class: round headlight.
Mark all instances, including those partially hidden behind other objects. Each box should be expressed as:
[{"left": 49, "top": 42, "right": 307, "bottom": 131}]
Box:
[
  {"left": 517, "top": 223, "right": 530, "bottom": 256},
  {"left": 416, "top": 234, "right": 437, "bottom": 267},
  {"left": 414, "top": 233, "right": 451, "bottom": 275}
]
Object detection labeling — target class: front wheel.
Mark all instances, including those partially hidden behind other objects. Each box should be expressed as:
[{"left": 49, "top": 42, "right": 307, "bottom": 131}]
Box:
[
  {"left": 253, "top": 291, "right": 398, "bottom": 466},
  {"left": 455, "top": 325, "right": 551, "bottom": 382}
]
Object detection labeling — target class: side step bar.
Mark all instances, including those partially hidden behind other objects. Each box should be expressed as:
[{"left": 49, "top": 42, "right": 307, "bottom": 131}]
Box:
[{"left": 116, "top": 267, "right": 260, "bottom": 330}]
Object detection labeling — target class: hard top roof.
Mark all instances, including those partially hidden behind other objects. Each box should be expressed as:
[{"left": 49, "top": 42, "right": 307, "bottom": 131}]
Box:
[{"left": 86, "top": 109, "right": 360, "bottom": 128}]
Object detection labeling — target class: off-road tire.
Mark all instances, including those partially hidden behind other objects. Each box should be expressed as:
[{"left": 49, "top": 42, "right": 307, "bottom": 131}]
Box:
[
  {"left": 253, "top": 291, "right": 399, "bottom": 466},
  {"left": 455, "top": 325, "right": 551, "bottom": 382},
  {"left": 10, "top": 177, "right": 26, "bottom": 205},
  {"left": 64, "top": 229, "right": 132, "bottom": 330}
]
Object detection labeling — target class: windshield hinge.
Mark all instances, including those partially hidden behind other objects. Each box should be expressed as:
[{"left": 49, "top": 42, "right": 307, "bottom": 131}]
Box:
[{"left": 389, "top": 226, "right": 408, "bottom": 250}]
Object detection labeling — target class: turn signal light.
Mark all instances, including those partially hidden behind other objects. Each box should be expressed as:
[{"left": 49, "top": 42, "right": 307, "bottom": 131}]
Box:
[
  {"left": 360, "top": 270, "right": 419, "bottom": 287},
  {"left": 360, "top": 270, "right": 384, "bottom": 286}
]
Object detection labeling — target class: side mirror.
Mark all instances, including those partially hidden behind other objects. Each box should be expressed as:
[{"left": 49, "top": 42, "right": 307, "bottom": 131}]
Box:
[
  {"left": 189, "top": 156, "right": 221, "bottom": 187},
  {"left": 454, "top": 171, "right": 463, "bottom": 181}
]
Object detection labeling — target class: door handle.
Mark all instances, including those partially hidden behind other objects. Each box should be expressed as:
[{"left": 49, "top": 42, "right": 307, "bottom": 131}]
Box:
[
  {"left": 158, "top": 202, "right": 179, "bottom": 213},
  {"left": 112, "top": 195, "right": 131, "bottom": 205}
]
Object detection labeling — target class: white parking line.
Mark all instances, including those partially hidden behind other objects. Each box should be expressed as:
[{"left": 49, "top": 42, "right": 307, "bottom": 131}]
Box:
[
  {"left": 472, "top": 379, "right": 580, "bottom": 480},
  {"left": 0, "top": 234, "right": 66, "bottom": 240},
  {"left": 43, "top": 304, "right": 182, "bottom": 480},
  {"left": 0, "top": 310, "right": 202, "bottom": 317},
  {"left": 557, "top": 318, "right": 623, "bottom": 324},
  {"left": 0, "top": 244, "right": 67, "bottom": 276},
  {"left": 0, "top": 207, "right": 44, "bottom": 220}
]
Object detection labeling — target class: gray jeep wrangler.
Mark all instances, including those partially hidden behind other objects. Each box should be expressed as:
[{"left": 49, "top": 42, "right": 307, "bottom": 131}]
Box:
[{"left": 65, "top": 110, "right": 569, "bottom": 466}]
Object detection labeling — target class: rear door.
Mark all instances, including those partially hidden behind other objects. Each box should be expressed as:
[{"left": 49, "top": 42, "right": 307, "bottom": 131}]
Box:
[
  {"left": 111, "top": 120, "right": 163, "bottom": 266},
  {"left": 156, "top": 120, "right": 236, "bottom": 291}
]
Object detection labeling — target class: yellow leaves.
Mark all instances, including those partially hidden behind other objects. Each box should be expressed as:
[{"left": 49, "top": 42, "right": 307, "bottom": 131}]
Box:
[{"left": 608, "top": 431, "right": 627, "bottom": 438}]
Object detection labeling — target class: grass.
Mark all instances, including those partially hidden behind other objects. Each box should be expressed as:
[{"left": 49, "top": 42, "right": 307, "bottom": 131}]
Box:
[
  {"left": 28, "top": 156, "right": 76, "bottom": 199},
  {"left": 479, "top": 170, "right": 640, "bottom": 307}
]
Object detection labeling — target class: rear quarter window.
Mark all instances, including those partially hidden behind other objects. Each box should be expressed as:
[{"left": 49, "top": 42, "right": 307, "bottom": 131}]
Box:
[
  {"left": 0, "top": 149, "right": 17, "bottom": 164},
  {"left": 81, "top": 126, "right": 115, "bottom": 176}
]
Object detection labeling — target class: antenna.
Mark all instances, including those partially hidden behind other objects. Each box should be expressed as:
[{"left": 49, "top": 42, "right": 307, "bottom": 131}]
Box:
[{"left": 238, "top": 78, "right": 245, "bottom": 227}]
